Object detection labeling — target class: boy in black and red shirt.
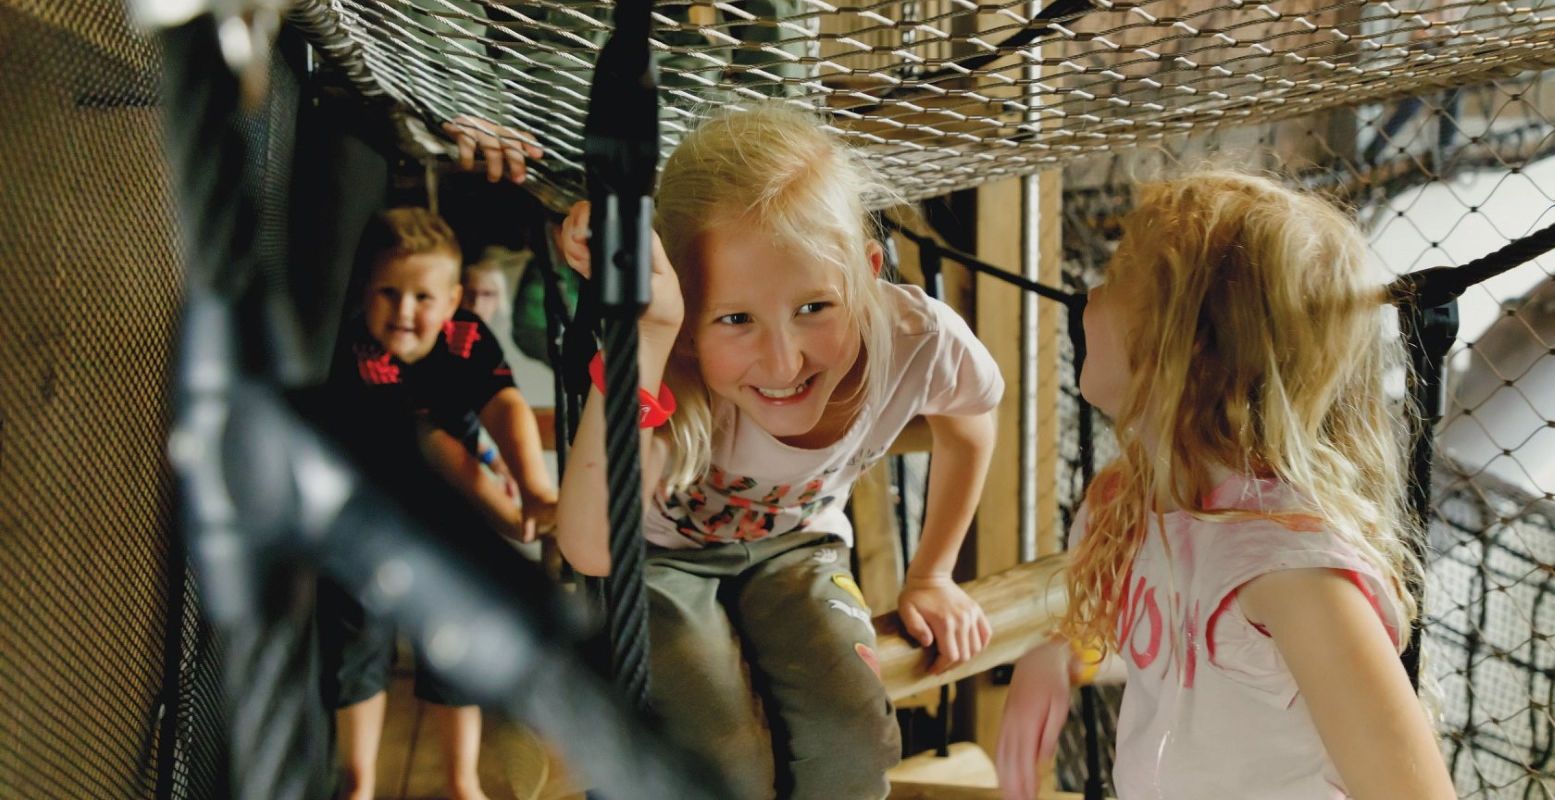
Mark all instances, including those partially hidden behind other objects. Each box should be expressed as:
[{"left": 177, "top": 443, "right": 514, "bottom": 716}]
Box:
[{"left": 322, "top": 207, "right": 555, "bottom": 800}]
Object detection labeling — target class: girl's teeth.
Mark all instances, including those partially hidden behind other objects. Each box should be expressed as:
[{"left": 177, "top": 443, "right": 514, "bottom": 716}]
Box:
[{"left": 757, "top": 379, "right": 808, "bottom": 399}]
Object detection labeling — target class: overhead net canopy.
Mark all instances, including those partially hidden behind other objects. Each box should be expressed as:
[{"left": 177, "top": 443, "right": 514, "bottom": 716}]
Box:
[{"left": 294, "top": 0, "right": 1555, "bottom": 206}]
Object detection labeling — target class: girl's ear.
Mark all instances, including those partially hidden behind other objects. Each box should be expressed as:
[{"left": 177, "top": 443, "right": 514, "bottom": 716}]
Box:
[{"left": 866, "top": 240, "right": 884, "bottom": 278}]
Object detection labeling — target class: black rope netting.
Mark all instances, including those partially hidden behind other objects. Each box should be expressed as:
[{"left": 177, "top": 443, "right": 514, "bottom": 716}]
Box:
[{"left": 2, "top": 1, "right": 1552, "bottom": 799}]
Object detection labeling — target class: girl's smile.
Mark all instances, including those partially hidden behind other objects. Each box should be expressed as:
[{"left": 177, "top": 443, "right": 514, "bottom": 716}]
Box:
[{"left": 688, "top": 223, "right": 864, "bottom": 447}]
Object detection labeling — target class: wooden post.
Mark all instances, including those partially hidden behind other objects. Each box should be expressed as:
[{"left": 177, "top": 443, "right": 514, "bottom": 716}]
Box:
[
  {"left": 854, "top": 461, "right": 905, "bottom": 613},
  {"left": 972, "top": 176, "right": 1025, "bottom": 752}
]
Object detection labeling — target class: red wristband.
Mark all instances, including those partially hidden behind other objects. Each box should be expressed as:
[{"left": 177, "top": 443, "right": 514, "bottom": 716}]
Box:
[{"left": 588, "top": 351, "right": 676, "bottom": 429}]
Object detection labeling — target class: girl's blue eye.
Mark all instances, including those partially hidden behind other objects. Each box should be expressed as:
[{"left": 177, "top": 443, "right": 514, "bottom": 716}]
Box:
[
  {"left": 716, "top": 312, "right": 751, "bottom": 325},
  {"left": 798, "top": 301, "right": 831, "bottom": 316}
]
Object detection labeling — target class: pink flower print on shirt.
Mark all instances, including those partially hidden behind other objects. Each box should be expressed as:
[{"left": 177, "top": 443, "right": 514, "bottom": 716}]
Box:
[
  {"left": 726, "top": 495, "right": 781, "bottom": 541},
  {"left": 797, "top": 479, "right": 824, "bottom": 505},
  {"left": 733, "top": 508, "right": 777, "bottom": 541},
  {"left": 706, "top": 467, "right": 757, "bottom": 494},
  {"left": 702, "top": 508, "right": 735, "bottom": 539}
]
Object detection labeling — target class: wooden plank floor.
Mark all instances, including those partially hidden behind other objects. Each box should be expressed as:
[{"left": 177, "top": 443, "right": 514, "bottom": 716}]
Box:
[
  {"left": 372, "top": 664, "right": 582, "bottom": 800},
  {"left": 372, "top": 661, "right": 1099, "bottom": 800}
]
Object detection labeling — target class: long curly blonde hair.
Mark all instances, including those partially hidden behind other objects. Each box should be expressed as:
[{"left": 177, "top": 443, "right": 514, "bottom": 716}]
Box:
[
  {"left": 1062, "top": 171, "right": 1419, "bottom": 652},
  {"left": 652, "top": 105, "right": 902, "bottom": 491}
]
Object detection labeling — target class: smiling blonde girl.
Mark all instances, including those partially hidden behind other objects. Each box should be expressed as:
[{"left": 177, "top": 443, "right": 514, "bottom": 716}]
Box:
[{"left": 554, "top": 106, "right": 1005, "bottom": 799}]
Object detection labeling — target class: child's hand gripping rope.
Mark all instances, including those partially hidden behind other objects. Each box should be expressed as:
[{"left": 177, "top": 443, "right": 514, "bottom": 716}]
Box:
[{"left": 556, "top": 200, "right": 684, "bottom": 361}]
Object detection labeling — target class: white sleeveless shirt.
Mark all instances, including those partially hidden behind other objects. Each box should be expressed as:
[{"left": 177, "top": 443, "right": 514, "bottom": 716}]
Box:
[{"left": 1076, "top": 476, "right": 1405, "bottom": 799}]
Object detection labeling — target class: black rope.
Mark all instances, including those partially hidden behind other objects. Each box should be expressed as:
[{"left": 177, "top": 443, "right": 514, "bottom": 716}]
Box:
[
  {"left": 584, "top": 0, "right": 659, "bottom": 709},
  {"left": 867, "top": 0, "right": 1096, "bottom": 105},
  {"left": 1068, "top": 297, "right": 1106, "bottom": 800},
  {"left": 1396, "top": 298, "right": 1458, "bottom": 690},
  {"left": 890, "top": 223, "right": 1083, "bottom": 308},
  {"left": 601, "top": 321, "right": 652, "bottom": 703},
  {"left": 1387, "top": 218, "right": 1555, "bottom": 307}
]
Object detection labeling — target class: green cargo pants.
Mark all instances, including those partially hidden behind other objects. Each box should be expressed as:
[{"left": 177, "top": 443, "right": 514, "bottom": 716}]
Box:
[{"left": 647, "top": 531, "right": 900, "bottom": 800}]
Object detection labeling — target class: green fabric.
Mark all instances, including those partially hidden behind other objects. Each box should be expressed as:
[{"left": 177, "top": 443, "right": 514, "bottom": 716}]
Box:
[
  {"left": 646, "top": 532, "right": 900, "bottom": 800},
  {"left": 512, "top": 255, "right": 577, "bottom": 363}
]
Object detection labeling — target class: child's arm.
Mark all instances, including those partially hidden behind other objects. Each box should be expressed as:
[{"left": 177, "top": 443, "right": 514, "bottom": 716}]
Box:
[
  {"left": 418, "top": 424, "right": 527, "bottom": 540},
  {"left": 551, "top": 200, "right": 684, "bottom": 576},
  {"left": 1240, "top": 568, "right": 1455, "bottom": 800},
  {"left": 479, "top": 387, "right": 558, "bottom": 527},
  {"left": 898, "top": 408, "right": 998, "bottom": 673},
  {"left": 556, "top": 381, "right": 670, "bottom": 576},
  {"left": 996, "top": 639, "right": 1075, "bottom": 800},
  {"left": 997, "top": 638, "right": 1123, "bottom": 800}
]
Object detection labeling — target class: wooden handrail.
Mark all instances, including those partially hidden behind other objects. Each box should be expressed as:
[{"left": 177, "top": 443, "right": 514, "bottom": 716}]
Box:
[{"left": 874, "top": 553, "right": 1068, "bottom": 701}]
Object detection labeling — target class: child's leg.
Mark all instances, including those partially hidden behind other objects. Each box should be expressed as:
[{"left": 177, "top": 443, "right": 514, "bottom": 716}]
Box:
[
  {"left": 411, "top": 647, "right": 491, "bottom": 799},
  {"left": 647, "top": 552, "right": 777, "bottom": 800},
  {"left": 317, "top": 576, "right": 397, "bottom": 800},
  {"left": 428, "top": 704, "right": 489, "bottom": 800},
  {"left": 335, "top": 691, "right": 388, "bottom": 800},
  {"left": 735, "top": 533, "right": 901, "bottom": 800}
]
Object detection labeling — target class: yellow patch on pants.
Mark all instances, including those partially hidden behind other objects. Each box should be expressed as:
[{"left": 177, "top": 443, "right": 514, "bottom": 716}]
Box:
[{"left": 830, "top": 572, "right": 867, "bottom": 608}]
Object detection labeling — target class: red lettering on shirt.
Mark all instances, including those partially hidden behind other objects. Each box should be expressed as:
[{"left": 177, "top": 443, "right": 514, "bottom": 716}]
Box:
[
  {"left": 443, "top": 320, "right": 481, "bottom": 358},
  {"left": 1119, "top": 575, "right": 1163, "bottom": 671},
  {"left": 357, "top": 349, "right": 400, "bottom": 384}
]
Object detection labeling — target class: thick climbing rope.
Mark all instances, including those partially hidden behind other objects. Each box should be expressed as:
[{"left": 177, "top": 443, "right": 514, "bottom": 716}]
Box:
[{"left": 585, "top": 0, "right": 658, "bottom": 709}]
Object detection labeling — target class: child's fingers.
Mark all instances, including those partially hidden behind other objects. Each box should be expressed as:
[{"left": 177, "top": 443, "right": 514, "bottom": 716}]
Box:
[
  {"left": 950, "top": 612, "right": 986, "bottom": 671},
  {"left": 999, "top": 707, "right": 1042, "bottom": 800},
  {"left": 556, "top": 202, "right": 593, "bottom": 276},
  {"left": 456, "top": 130, "right": 476, "bottom": 172},
  {"left": 505, "top": 144, "right": 527, "bottom": 185},
  {"left": 482, "top": 139, "right": 504, "bottom": 183},
  {"left": 899, "top": 603, "right": 933, "bottom": 650},
  {"left": 1036, "top": 692, "right": 1070, "bottom": 765},
  {"left": 931, "top": 618, "right": 962, "bottom": 673},
  {"left": 995, "top": 724, "right": 1027, "bottom": 800},
  {"left": 977, "top": 611, "right": 994, "bottom": 651},
  {"left": 649, "top": 232, "right": 674, "bottom": 277}
]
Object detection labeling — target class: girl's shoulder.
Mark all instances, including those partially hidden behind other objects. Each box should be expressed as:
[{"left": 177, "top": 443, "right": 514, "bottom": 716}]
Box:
[
  {"left": 877, "top": 281, "right": 1004, "bottom": 417},
  {"left": 879, "top": 280, "right": 940, "bottom": 338}
]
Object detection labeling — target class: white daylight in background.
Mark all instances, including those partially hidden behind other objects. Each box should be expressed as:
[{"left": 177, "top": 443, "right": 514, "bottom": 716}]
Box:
[{"left": 1369, "top": 161, "right": 1555, "bottom": 499}]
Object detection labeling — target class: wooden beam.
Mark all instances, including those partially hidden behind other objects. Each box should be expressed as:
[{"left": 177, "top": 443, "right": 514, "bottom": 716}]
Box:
[
  {"left": 1034, "top": 170, "right": 1064, "bottom": 557},
  {"left": 854, "top": 460, "right": 905, "bottom": 613},
  {"left": 972, "top": 176, "right": 1025, "bottom": 752},
  {"left": 875, "top": 554, "right": 1067, "bottom": 702}
]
